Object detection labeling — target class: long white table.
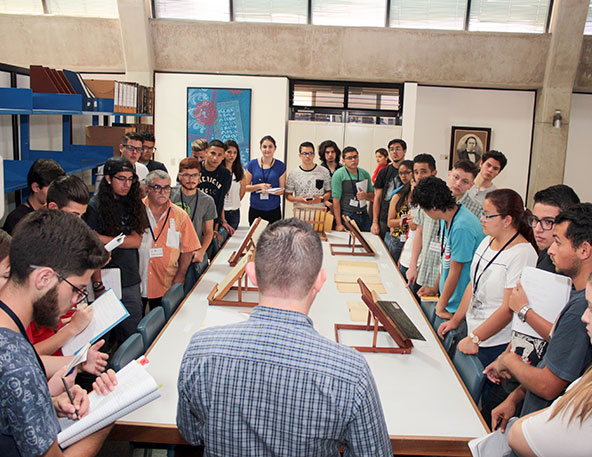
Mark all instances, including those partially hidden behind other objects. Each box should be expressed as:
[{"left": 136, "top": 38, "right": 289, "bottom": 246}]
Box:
[{"left": 113, "top": 228, "right": 489, "bottom": 456}]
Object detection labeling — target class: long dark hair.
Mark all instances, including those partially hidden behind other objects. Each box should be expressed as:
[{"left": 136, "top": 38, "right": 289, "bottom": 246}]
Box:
[
  {"left": 224, "top": 140, "right": 244, "bottom": 182},
  {"left": 395, "top": 182, "right": 412, "bottom": 213},
  {"left": 485, "top": 189, "right": 537, "bottom": 251},
  {"left": 97, "top": 176, "right": 149, "bottom": 236},
  {"left": 318, "top": 140, "right": 341, "bottom": 164}
]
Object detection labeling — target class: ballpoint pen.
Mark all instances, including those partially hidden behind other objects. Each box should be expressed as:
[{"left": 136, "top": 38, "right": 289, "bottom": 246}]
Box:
[{"left": 61, "top": 377, "right": 80, "bottom": 420}]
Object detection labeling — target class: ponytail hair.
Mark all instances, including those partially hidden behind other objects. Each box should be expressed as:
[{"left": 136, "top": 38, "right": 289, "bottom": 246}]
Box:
[{"left": 485, "top": 189, "right": 537, "bottom": 251}]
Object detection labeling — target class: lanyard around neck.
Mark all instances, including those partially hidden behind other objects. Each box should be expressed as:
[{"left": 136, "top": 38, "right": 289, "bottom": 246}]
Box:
[
  {"left": 440, "top": 205, "right": 461, "bottom": 257},
  {"left": 148, "top": 207, "right": 172, "bottom": 243},
  {"left": 472, "top": 231, "right": 520, "bottom": 294},
  {"left": 180, "top": 190, "right": 199, "bottom": 223}
]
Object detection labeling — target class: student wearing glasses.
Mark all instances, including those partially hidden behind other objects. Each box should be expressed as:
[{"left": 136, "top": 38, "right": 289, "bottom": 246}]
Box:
[
  {"left": 331, "top": 146, "right": 374, "bottom": 232},
  {"left": 139, "top": 171, "right": 199, "bottom": 311},
  {"left": 83, "top": 157, "right": 149, "bottom": 346},
  {"left": 95, "top": 132, "right": 149, "bottom": 189},
  {"left": 285, "top": 141, "right": 331, "bottom": 208},
  {"left": 139, "top": 131, "right": 168, "bottom": 173}
]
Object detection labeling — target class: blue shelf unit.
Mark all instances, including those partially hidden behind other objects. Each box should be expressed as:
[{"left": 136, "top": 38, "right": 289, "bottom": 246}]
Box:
[{"left": 0, "top": 87, "right": 152, "bottom": 193}]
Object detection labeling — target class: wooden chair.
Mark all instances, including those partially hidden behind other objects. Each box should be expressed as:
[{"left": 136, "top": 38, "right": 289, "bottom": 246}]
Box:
[{"left": 293, "top": 205, "right": 328, "bottom": 240}]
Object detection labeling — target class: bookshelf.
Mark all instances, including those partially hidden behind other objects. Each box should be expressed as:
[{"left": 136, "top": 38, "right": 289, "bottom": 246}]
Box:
[{"left": 0, "top": 87, "right": 153, "bottom": 193}]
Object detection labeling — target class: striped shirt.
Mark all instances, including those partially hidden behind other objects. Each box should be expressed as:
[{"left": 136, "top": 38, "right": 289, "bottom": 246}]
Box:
[
  {"left": 177, "top": 305, "right": 391, "bottom": 457},
  {"left": 415, "top": 208, "right": 441, "bottom": 287}
]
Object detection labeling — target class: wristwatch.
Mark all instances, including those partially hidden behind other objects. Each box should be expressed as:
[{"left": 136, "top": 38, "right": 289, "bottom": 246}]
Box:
[
  {"left": 517, "top": 305, "right": 530, "bottom": 322},
  {"left": 469, "top": 332, "right": 482, "bottom": 346},
  {"left": 92, "top": 281, "right": 104, "bottom": 291}
]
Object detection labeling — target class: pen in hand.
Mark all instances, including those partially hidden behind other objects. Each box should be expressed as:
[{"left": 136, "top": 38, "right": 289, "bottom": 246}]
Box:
[{"left": 61, "top": 377, "right": 80, "bottom": 420}]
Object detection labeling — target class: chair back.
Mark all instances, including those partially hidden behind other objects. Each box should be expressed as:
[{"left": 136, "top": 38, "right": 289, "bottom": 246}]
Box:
[
  {"left": 420, "top": 299, "right": 436, "bottom": 325},
  {"left": 452, "top": 349, "right": 485, "bottom": 404},
  {"left": 162, "top": 283, "right": 186, "bottom": 321},
  {"left": 137, "top": 306, "right": 166, "bottom": 352},
  {"left": 110, "top": 333, "right": 144, "bottom": 372}
]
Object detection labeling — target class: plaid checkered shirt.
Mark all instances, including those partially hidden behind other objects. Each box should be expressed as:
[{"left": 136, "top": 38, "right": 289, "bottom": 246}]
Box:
[
  {"left": 177, "top": 305, "right": 391, "bottom": 457},
  {"left": 415, "top": 208, "right": 441, "bottom": 287}
]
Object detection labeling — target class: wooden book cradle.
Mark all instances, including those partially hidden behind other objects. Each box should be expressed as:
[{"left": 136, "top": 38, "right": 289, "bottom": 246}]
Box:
[
  {"left": 228, "top": 217, "right": 268, "bottom": 266},
  {"left": 335, "top": 279, "right": 424, "bottom": 354},
  {"left": 329, "top": 216, "right": 376, "bottom": 256},
  {"left": 293, "top": 205, "right": 328, "bottom": 241},
  {"left": 209, "top": 252, "right": 258, "bottom": 307}
]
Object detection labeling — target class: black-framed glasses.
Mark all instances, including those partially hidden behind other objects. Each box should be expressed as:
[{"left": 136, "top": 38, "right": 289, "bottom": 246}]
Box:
[
  {"left": 143, "top": 146, "right": 157, "bottom": 152},
  {"left": 343, "top": 155, "right": 359, "bottom": 160},
  {"left": 124, "top": 144, "right": 143, "bottom": 153},
  {"left": 148, "top": 184, "right": 172, "bottom": 193},
  {"left": 480, "top": 210, "right": 502, "bottom": 220},
  {"left": 527, "top": 215, "right": 555, "bottom": 231},
  {"left": 30, "top": 265, "right": 89, "bottom": 305},
  {"left": 300, "top": 151, "right": 315, "bottom": 156},
  {"left": 179, "top": 173, "right": 199, "bottom": 179},
  {"left": 111, "top": 175, "right": 136, "bottom": 184}
]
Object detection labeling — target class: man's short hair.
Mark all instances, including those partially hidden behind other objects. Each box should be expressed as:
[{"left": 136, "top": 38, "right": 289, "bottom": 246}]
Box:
[
  {"left": 145, "top": 170, "right": 170, "bottom": 186},
  {"left": 0, "top": 230, "right": 11, "bottom": 262},
  {"left": 342, "top": 146, "right": 358, "bottom": 158},
  {"left": 179, "top": 157, "right": 201, "bottom": 173},
  {"left": 255, "top": 218, "right": 322, "bottom": 300},
  {"left": 388, "top": 139, "right": 407, "bottom": 150},
  {"left": 191, "top": 139, "right": 208, "bottom": 151},
  {"left": 554, "top": 203, "right": 592, "bottom": 249},
  {"left": 534, "top": 185, "right": 580, "bottom": 212},
  {"left": 413, "top": 153, "right": 436, "bottom": 171},
  {"left": 46, "top": 175, "right": 90, "bottom": 208},
  {"left": 27, "top": 159, "right": 65, "bottom": 190},
  {"left": 208, "top": 139, "right": 226, "bottom": 150},
  {"left": 412, "top": 177, "right": 456, "bottom": 211},
  {"left": 122, "top": 131, "right": 144, "bottom": 145},
  {"left": 453, "top": 160, "right": 479, "bottom": 178},
  {"left": 9, "top": 210, "right": 108, "bottom": 285},
  {"left": 481, "top": 150, "right": 507, "bottom": 171},
  {"left": 299, "top": 141, "right": 315, "bottom": 153},
  {"left": 141, "top": 131, "right": 155, "bottom": 143}
]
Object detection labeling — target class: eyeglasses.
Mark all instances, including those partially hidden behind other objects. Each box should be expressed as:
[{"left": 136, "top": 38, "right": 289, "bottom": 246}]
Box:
[
  {"left": 124, "top": 145, "right": 144, "bottom": 153},
  {"left": 480, "top": 210, "right": 502, "bottom": 221},
  {"left": 300, "top": 151, "right": 315, "bottom": 156},
  {"left": 143, "top": 146, "right": 157, "bottom": 152},
  {"left": 527, "top": 215, "right": 555, "bottom": 231},
  {"left": 399, "top": 170, "right": 412, "bottom": 176},
  {"left": 343, "top": 155, "right": 359, "bottom": 161},
  {"left": 30, "top": 265, "right": 89, "bottom": 305},
  {"left": 179, "top": 173, "right": 199, "bottom": 179},
  {"left": 148, "top": 184, "right": 172, "bottom": 193},
  {"left": 111, "top": 175, "right": 136, "bottom": 184}
]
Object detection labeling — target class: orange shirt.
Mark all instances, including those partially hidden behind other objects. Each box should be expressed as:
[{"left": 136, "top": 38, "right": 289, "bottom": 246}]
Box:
[{"left": 140, "top": 199, "right": 200, "bottom": 299}]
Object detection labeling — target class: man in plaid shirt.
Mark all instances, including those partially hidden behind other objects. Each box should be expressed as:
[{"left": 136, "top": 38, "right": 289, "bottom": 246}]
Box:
[{"left": 177, "top": 218, "right": 391, "bottom": 456}]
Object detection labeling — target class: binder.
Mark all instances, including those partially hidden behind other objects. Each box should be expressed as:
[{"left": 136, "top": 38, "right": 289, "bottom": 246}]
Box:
[{"left": 30, "top": 65, "right": 60, "bottom": 93}]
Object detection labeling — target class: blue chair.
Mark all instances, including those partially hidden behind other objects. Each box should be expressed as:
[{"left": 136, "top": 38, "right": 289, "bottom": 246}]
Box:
[
  {"left": 420, "top": 299, "right": 436, "bottom": 325},
  {"left": 110, "top": 333, "right": 144, "bottom": 372},
  {"left": 453, "top": 349, "right": 486, "bottom": 404},
  {"left": 137, "top": 307, "right": 166, "bottom": 352},
  {"left": 161, "top": 283, "right": 185, "bottom": 321},
  {"left": 432, "top": 314, "right": 456, "bottom": 353}
]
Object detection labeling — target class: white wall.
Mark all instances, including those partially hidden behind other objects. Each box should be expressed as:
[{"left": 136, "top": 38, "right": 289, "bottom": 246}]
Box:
[
  {"left": 154, "top": 73, "right": 289, "bottom": 226},
  {"left": 413, "top": 86, "right": 535, "bottom": 199},
  {"left": 564, "top": 93, "right": 592, "bottom": 203}
]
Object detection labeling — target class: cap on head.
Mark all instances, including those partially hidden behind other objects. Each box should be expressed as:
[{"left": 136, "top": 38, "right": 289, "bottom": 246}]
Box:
[{"left": 104, "top": 157, "right": 134, "bottom": 176}]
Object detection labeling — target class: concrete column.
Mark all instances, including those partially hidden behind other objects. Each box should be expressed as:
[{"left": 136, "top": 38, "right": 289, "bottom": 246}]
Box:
[
  {"left": 117, "top": 0, "right": 154, "bottom": 86},
  {"left": 527, "top": 0, "right": 589, "bottom": 204}
]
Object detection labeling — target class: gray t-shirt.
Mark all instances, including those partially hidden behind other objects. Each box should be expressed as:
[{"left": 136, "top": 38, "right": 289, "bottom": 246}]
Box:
[
  {"left": 286, "top": 165, "right": 331, "bottom": 204},
  {"left": 467, "top": 183, "right": 497, "bottom": 205},
  {"left": 170, "top": 187, "right": 217, "bottom": 242}
]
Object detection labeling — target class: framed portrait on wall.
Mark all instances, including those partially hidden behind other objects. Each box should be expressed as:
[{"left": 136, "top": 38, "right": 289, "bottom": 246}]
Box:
[
  {"left": 187, "top": 88, "right": 252, "bottom": 166},
  {"left": 449, "top": 126, "right": 491, "bottom": 169}
]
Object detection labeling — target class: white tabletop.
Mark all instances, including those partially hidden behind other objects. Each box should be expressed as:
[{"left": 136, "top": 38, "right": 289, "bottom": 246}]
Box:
[{"left": 117, "top": 228, "right": 488, "bottom": 451}]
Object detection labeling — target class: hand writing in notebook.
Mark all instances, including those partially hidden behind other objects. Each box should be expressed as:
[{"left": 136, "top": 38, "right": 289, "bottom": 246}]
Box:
[{"left": 54, "top": 384, "right": 89, "bottom": 420}]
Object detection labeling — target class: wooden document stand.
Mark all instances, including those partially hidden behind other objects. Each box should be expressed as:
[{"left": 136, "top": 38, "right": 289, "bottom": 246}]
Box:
[
  {"left": 294, "top": 205, "right": 328, "bottom": 241},
  {"left": 329, "top": 216, "right": 376, "bottom": 256},
  {"left": 335, "top": 279, "right": 424, "bottom": 354},
  {"left": 228, "top": 217, "right": 268, "bottom": 266},
  {"left": 209, "top": 252, "right": 258, "bottom": 307}
]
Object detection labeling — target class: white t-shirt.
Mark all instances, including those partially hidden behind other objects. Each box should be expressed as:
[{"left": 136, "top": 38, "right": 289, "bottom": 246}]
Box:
[
  {"left": 399, "top": 229, "right": 417, "bottom": 269},
  {"left": 224, "top": 177, "right": 241, "bottom": 211},
  {"left": 522, "top": 376, "right": 592, "bottom": 457},
  {"left": 467, "top": 236, "right": 537, "bottom": 347}
]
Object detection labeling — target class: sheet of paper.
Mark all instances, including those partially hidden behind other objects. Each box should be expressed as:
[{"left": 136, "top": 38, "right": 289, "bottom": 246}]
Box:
[
  {"left": 334, "top": 273, "right": 383, "bottom": 285},
  {"left": 512, "top": 266, "right": 572, "bottom": 339},
  {"left": 467, "top": 417, "right": 516, "bottom": 457},
  {"left": 337, "top": 260, "right": 379, "bottom": 274},
  {"left": 347, "top": 300, "right": 369, "bottom": 322},
  {"left": 337, "top": 282, "right": 386, "bottom": 294},
  {"left": 64, "top": 342, "right": 90, "bottom": 374},
  {"left": 104, "top": 233, "right": 125, "bottom": 252},
  {"left": 61, "top": 289, "right": 130, "bottom": 356},
  {"left": 355, "top": 180, "right": 368, "bottom": 207},
  {"left": 256, "top": 187, "right": 283, "bottom": 194}
]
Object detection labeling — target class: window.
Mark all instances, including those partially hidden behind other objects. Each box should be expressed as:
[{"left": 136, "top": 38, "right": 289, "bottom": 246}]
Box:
[
  {"left": 0, "top": 0, "right": 43, "bottom": 14},
  {"left": 468, "top": 0, "right": 551, "bottom": 33},
  {"left": 311, "top": 0, "right": 386, "bottom": 27},
  {"left": 155, "top": 0, "right": 230, "bottom": 21},
  {"left": 234, "top": 0, "right": 307, "bottom": 24},
  {"left": 585, "top": 1, "right": 592, "bottom": 35},
  {"left": 390, "top": 0, "right": 467, "bottom": 31},
  {"left": 0, "top": 0, "right": 118, "bottom": 17}
]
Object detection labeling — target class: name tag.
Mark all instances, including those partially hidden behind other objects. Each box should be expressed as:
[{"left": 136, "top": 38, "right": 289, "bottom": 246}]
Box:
[
  {"left": 429, "top": 241, "right": 440, "bottom": 252},
  {"left": 260, "top": 192, "right": 269, "bottom": 200},
  {"left": 150, "top": 248, "right": 163, "bottom": 258},
  {"left": 399, "top": 234, "right": 406, "bottom": 242},
  {"left": 349, "top": 199, "right": 359, "bottom": 207}
]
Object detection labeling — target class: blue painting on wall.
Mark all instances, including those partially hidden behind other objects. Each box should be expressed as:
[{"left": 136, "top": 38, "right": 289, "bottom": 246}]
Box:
[{"left": 187, "top": 88, "right": 251, "bottom": 166}]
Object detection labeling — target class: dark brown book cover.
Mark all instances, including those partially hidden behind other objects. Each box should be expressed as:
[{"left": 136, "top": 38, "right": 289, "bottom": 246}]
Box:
[
  {"left": 57, "top": 71, "right": 75, "bottom": 94},
  {"left": 30, "top": 65, "right": 59, "bottom": 93}
]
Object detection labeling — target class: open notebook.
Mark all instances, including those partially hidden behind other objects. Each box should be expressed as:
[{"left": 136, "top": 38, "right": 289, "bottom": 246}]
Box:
[{"left": 57, "top": 359, "right": 160, "bottom": 448}]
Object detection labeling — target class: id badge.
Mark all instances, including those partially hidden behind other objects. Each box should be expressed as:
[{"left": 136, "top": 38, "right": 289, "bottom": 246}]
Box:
[
  {"left": 150, "top": 248, "right": 164, "bottom": 258},
  {"left": 260, "top": 192, "right": 269, "bottom": 200},
  {"left": 429, "top": 240, "right": 440, "bottom": 252},
  {"left": 399, "top": 234, "right": 406, "bottom": 243},
  {"left": 349, "top": 199, "right": 359, "bottom": 207}
]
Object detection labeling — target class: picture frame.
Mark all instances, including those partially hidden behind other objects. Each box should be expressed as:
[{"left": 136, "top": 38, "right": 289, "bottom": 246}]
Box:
[{"left": 449, "top": 126, "right": 491, "bottom": 169}]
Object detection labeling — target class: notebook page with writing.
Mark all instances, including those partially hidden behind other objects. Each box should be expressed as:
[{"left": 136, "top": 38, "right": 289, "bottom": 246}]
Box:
[{"left": 57, "top": 360, "right": 160, "bottom": 447}]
